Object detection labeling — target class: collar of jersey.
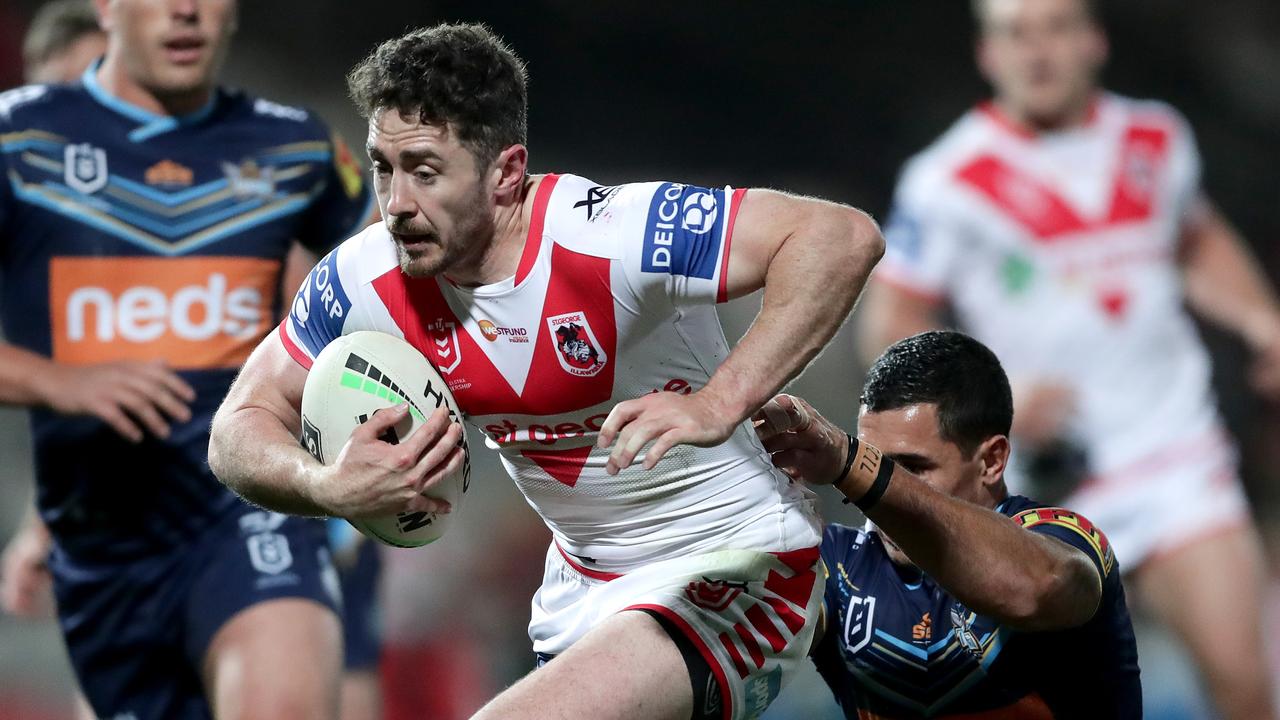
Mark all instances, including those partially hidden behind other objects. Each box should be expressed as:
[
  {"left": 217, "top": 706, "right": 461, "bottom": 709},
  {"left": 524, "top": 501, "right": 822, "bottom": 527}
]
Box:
[{"left": 81, "top": 59, "right": 219, "bottom": 143}]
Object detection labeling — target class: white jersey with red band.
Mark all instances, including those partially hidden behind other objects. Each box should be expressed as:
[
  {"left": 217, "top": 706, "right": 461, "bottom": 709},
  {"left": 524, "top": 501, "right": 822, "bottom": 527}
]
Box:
[
  {"left": 877, "top": 93, "right": 1220, "bottom": 483},
  {"left": 280, "top": 173, "right": 822, "bottom": 573}
]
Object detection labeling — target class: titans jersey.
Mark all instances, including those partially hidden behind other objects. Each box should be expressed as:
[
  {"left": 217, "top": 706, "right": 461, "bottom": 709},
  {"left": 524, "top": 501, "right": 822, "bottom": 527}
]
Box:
[
  {"left": 814, "top": 496, "right": 1140, "bottom": 719},
  {"left": 0, "top": 64, "right": 373, "bottom": 559},
  {"left": 281, "top": 173, "right": 821, "bottom": 573}
]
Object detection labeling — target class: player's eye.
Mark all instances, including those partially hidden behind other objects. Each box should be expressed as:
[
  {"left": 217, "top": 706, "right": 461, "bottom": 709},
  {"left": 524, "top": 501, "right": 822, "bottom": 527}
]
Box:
[
  {"left": 414, "top": 168, "right": 438, "bottom": 184},
  {"left": 371, "top": 162, "right": 391, "bottom": 177}
]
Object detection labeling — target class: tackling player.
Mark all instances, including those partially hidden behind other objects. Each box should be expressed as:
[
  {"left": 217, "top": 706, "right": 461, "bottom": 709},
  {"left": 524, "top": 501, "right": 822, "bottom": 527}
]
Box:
[
  {"left": 0, "top": 1, "right": 373, "bottom": 718},
  {"left": 858, "top": 0, "right": 1279, "bottom": 716},
  {"left": 208, "top": 22, "right": 885, "bottom": 720},
  {"left": 756, "top": 331, "right": 1140, "bottom": 718}
]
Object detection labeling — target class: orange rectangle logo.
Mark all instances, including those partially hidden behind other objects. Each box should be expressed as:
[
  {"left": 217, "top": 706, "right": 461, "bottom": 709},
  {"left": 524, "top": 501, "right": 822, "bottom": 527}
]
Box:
[{"left": 50, "top": 256, "right": 281, "bottom": 369}]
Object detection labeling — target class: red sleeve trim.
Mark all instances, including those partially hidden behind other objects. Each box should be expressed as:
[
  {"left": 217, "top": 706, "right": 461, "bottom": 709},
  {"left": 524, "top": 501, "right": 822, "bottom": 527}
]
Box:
[
  {"left": 277, "top": 320, "right": 314, "bottom": 370},
  {"left": 514, "top": 173, "right": 561, "bottom": 285},
  {"left": 716, "top": 188, "right": 748, "bottom": 303}
]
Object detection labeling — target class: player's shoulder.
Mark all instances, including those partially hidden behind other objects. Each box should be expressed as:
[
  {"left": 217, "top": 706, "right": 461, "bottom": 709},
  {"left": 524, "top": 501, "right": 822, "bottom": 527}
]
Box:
[
  {"left": 1102, "top": 91, "right": 1189, "bottom": 128},
  {"left": 539, "top": 172, "right": 657, "bottom": 260},
  {"left": 0, "top": 83, "right": 86, "bottom": 129},
  {"left": 220, "top": 87, "right": 337, "bottom": 142},
  {"left": 821, "top": 522, "right": 871, "bottom": 561},
  {"left": 895, "top": 108, "right": 993, "bottom": 200},
  {"left": 1002, "top": 495, "right": 1117, "bottom": 575},
  {"left": 329, "top": 221, "right": 398, "bottom": 284}
]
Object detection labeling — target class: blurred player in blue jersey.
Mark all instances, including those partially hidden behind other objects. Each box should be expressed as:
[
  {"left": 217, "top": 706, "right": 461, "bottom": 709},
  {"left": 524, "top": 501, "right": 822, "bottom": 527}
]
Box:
[
  {"left": 0, "top": 1, "right": 373, "bottom": 718},
  {"left": 754, "top": 331, "right": 1140, "bottom": 718}
]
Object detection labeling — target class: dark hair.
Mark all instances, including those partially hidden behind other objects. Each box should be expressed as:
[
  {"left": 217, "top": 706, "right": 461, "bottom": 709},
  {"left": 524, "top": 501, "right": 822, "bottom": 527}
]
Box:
[
  {"left": 861, "top": 330, "right": 1013, "bottom": 454},
  {"left": 22, "top": 0, "right": 101, "bottom": 74},
  {"left": 971, "top": 0, "right": 1100, "bottom": 27},
  {"left": 346, "top": 23, "right": 528, "bottom": 172}
]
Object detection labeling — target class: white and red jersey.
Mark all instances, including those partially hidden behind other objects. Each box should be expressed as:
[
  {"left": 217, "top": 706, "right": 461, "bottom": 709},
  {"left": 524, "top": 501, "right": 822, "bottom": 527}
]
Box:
[
  {"left": 281, "top": 173, "right": 821, "bottom": 574},
  {"left": 876, "top": 93, "right": 1224, "bottom": 486}
]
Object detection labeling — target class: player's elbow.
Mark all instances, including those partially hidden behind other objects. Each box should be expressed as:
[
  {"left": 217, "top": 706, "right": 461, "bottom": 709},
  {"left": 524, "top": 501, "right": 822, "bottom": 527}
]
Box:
[
  {"left": 834, "top": 205, "right": 885, "bottom": 270},
  {"left": 1000, "top": 552, "right": 1102, "bottom": 631}
]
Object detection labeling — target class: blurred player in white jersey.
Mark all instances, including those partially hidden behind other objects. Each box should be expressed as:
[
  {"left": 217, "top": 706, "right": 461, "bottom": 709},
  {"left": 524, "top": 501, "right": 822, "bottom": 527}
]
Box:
[
  {"left": 859, "top": 0, "right": 1280, "bottom": 717},
  {"left": 209, "top": 23, "right": 885, "bottom": 720}
]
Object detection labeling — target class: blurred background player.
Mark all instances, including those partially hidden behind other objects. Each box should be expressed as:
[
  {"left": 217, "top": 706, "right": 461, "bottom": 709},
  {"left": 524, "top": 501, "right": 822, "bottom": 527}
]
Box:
[
  {"left": 0, "top": 0, "right": 373, "bottom": 718},
  {"left": 21, "top": 0, "right": 105, "bottom": 86},
  {"left": 756, "top": 331, "right": 1140, "bottom": 718},
  {"left": 859, "top": 0, "right": 1280, "bottom": 717}
]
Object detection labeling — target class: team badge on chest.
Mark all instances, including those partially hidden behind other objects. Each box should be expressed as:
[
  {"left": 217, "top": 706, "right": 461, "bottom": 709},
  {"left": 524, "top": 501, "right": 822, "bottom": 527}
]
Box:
[{"left": 546, "top": 310, "right": 607, "bottom": 377}]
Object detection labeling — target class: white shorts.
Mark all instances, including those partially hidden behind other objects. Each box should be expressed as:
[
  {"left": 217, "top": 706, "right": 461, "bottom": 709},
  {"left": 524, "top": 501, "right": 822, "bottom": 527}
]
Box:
[
  {"left": 529, "top": 542, "right": 823, "bottom": 720},
  {"left": 1060, "top": 425, "right": 1250, "bottom": 571}
]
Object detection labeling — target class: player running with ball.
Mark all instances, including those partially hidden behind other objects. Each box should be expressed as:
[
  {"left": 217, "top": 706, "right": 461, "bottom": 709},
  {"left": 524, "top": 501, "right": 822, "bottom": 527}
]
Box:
[{"left": 209, "top": 22, "right": 884, "bottom": 720}]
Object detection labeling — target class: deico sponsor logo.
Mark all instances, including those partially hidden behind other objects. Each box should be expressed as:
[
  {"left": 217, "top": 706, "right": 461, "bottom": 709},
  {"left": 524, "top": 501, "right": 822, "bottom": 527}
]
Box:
[
  {"left": 641, "top": 183, "right": 725, "bottom": 279},
  {"left": 51, "top": 256, "right": 279, "bottom": 368},
  {"left": 291, "top": 252, "right": 349, "bottom": 328}
]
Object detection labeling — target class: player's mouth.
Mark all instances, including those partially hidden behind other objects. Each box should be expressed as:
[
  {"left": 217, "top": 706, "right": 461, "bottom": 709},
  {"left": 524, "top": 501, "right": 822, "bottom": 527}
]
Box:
[
  {"left": 162, "top": 35, "right": 207, "bottom": 65},
  {"left": 392, "top": 232, "right": 438, "bottom": 251}
]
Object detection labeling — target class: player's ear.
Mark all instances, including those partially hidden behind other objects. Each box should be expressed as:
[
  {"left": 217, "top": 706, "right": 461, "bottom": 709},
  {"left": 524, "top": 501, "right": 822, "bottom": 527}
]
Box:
[
  {"left": 488, "top": 144, "right": 528, "bottom": 203},
  {"left": 93, "top": 0, "right": 112, "bottom": 31},
  {"left": 975, "top": 434, "right": 1010, "bottom": 487}
]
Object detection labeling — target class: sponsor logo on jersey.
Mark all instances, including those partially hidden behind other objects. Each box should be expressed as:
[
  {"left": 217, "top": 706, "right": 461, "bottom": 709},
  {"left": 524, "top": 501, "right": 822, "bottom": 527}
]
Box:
[
  {"left": 51, "top": 256, "right": 279, "bottom": 368},
  {"left": 290, "top": 249, "right": 351, "bottom": 357},
  {"left": 64, "top": 142, "right": 108, "bottom": 194},
  {"left": 573, "top": 185, "right": 619, "bottom": 221},
  {"left": 641, "top": 183, "right": 726, "bottom": 279},
  {"left": 222, "top": 159, "right": 276, "bottom": 199},
  {"left": 253, "top": 98, "right": 309, "bottom": 122},
  {"left": 546, "top": 311, "right": 607, "bottom": 377},
  {"left": 685, "top": 577, "right": 747, "bottom": 612},
  {"left": 843, "top": 594, "right": 876, "bottom": 654},
  {"left": 144, "top": 159, "right": 194, "bottom": 186},
  {"left": 332, "top": 133, "right": 365, "bottom": 200},
  {"left": 247, "top": 531, "right": 294, "bottom": 575},
  {"left": 428, "top": 318, "right": 463, "bottom": 374},
  {"left": 912, "top": 612, "right": 932, "bottom": 641},
  {"left": 478, "top": 319, "right": 529, "bottom": 343}
]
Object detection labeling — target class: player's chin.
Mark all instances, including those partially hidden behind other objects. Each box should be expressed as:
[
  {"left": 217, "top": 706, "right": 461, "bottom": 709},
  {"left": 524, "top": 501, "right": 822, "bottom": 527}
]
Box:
[
  {"left": 150, "top": 65, "right": 215, "bottom": 96},
  {"left": 398, "top": 251, "right": 448, "bottom": 279}
]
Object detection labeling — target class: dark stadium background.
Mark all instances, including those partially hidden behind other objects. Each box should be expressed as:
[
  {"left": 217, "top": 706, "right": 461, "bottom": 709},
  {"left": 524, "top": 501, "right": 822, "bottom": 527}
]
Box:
[{"left": 1, "top": 1, "right": 1277, "bottom": 718}]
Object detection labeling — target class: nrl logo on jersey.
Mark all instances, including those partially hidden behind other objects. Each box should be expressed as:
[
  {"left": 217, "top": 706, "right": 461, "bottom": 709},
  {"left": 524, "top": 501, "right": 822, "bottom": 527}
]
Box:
[
  {"left": 546, "top": 311, "right": 607, "bottom": 377},
  {"left": 64, "top": 143, "right": 108, "bottom": 194},
  {"left": 428, "top": 318, "right": 463, "bottom": 374},
  {"left": 843, "top": 594, "right": 876, "bottom": 654}
]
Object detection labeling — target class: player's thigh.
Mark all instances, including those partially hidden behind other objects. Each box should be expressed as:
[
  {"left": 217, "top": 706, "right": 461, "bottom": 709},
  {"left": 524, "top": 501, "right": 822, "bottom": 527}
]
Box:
[
  {"left": 202, "top": 597, "right": 343, "bottom": 720},
  {"left": 340, "top": 670, "right": 383, "bottom": 720},
  {"left": 472, "top": 609, "right": 693, "bottom": 720},
  {"left": 1132, "top": 522, "right": 1268, "bottom": 672}
]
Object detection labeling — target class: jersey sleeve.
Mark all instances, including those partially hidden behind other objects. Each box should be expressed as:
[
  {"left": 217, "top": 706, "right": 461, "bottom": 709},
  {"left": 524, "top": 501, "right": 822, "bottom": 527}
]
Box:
[
  {"left": 873, "top": 164, "right": 964, "bottom": 303},
  {"left": 1166, "top": 108, "right": 1207, "bottom": 231},
  {"left": 610, "top": 181, "right": 747, "bottom": 308},
  {"left": 1011, "top": 506, "right": 1116, "bottom": 584},
  {"left": 295, "top": 128, "right": 375, "bottom": 254},
  {"left": 277, "top": 243, "right": 357, "bottom": 369}
]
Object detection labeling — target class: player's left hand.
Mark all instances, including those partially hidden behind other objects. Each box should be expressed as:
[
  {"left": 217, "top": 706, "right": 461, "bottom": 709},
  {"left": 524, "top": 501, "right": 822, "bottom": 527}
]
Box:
[
  {"left": 752, "top": 394, "right": 848, "bottom": 485},
  {"left": 597, "top": 390, "right": 740, "bottom": 474}
]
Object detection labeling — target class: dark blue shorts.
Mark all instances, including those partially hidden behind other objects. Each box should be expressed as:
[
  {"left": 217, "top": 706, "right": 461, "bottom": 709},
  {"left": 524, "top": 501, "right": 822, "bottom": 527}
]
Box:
[
  {"left": 338, "top": 537, "right": 382, "bottom": 671},
  {"left": 52, "top": 507, "right": 341, "bottom": 720}
]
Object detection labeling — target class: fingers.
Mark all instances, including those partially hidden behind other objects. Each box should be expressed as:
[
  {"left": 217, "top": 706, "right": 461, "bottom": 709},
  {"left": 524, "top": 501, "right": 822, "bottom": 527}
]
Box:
[
  {"left": 402, "top": 407, "right": 454, "bottom": 459},
  {"left": 607, "top": 419, "right": 663, "bottom": 475},
  {"left": 94, "top": 401, "right": 145, "bottom": 443},
  {"left": 759, "top": 429, "right": 807, "bottom": 454},
  {"left": 409, "top": 424, "right": 463, "bottom": 490},
  {"left": 145, "top": 361, "right": 197, "bottom": 403},
  {"left": 597, "top": 400, "right": 643, "bottom": 449},
  {"left": 754, "top": 394, "right": 811, "bottom": 440},
  {"left": 114, "top": 387, "right": 172, "bottom": 440},
  {"left": 122, "top": 372, "right": 192, "bottom": 424},
  {"left": 353, "top": 403, "right": 409, "bottom": 441},
  {"left": 642, "top": 429, "right": 685, "bottom": 471}
]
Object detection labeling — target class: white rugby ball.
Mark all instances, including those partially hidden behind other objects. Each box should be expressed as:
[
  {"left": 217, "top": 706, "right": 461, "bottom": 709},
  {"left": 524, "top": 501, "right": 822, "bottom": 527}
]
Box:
[{"left": 299, "top": 331, "right": 470, "bottom": 548}]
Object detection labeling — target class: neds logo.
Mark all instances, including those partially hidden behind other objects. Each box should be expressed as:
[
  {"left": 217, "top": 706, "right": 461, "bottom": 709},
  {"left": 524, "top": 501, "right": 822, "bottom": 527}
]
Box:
[{"left": 52, "top": 257, "right": 280, "bottom": 369}]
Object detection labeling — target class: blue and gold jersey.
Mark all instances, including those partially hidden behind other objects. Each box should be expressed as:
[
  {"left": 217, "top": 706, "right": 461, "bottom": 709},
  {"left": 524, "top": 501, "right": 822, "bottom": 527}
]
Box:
[
  {"left": 0, "top": 64, "right": 373, "bottom": 560},
  {"left": 814, "top": 495, "right": 1141, "bottom": 719}
]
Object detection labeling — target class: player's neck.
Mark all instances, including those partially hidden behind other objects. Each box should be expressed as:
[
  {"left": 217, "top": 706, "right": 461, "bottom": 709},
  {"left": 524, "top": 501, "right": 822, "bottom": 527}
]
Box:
[
  {"left": 443, "top": 175, "right": 536, "bottom": 288},
  {"left": 994, "top": 94, "right": 1097, "bottom": 135},
  {"left": 94, "top": 57, "right": 214, "bottom": 117}
]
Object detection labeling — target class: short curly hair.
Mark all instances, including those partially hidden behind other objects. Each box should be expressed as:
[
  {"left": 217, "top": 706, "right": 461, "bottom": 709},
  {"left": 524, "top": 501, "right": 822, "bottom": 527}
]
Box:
[{"left": 347, "top": 23, "right": 528, "bottom": 173}]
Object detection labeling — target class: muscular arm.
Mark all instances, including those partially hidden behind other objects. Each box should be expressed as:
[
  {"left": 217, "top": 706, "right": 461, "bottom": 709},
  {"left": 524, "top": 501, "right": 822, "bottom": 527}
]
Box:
[
  {"left": 601, "top": 190, "right": 884, "bottom": 472},
  {"left": 760, "top": 395, "right": 1102, "bottom": 632},
  {"left": 844, "top": 463, "right": 1101, "bottom": 631},
  {"left": 1181, "top": 199, "right": 1280, "bottom": 341}
]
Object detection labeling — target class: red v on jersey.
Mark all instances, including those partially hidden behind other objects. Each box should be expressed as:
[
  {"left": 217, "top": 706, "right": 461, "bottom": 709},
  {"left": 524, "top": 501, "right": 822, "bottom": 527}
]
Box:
[
  {"left": 370, "top": 182, "right": 617, "bottom": 421},
  {"left": 956, "top": 123, "right": 1170, "bottom": 242}
]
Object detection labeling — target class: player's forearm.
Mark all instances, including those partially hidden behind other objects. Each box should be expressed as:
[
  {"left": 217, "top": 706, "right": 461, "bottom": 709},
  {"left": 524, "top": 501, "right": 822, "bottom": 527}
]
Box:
[
  {"left": 704, "top": 208, "right": 883, "bottom": 420},
  {"left": 208, "top": 405, "right": 333, "bottom": 517},
  {"left": 1181, "top": 205, "right": 1280, "bottom": 348},
  {"left": 0, "top": 343, "right": 62, "bottom": 407},
  {"left": 839, "top": 460, "right": 1100, "bottom": 630}
]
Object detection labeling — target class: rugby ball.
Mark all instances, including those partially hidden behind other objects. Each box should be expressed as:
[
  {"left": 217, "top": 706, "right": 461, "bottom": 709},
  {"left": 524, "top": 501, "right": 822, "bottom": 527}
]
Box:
[{"left": 299, "top": 331, "right": 470, "bottom": 548}]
